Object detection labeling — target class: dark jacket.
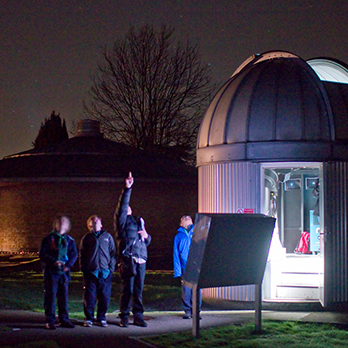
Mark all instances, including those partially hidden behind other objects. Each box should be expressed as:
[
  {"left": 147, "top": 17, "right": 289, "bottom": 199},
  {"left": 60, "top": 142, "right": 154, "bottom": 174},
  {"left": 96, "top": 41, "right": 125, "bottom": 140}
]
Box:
[
  {"left": 114, "top": 187, "right": 151, "bottom": 260},
  {"left": 39, "top": 232, "right": 78, "bottom": 275},
  {"left": 79, "top": 230, "right": 116, "bottom": 273}
]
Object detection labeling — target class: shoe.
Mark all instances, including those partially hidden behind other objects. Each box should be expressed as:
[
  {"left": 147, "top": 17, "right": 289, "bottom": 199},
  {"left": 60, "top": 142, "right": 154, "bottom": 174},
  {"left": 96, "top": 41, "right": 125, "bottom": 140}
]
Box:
[
  {"left": 84, "top": 320, "right": 93, "bottom": 327},
  {"left": 120, "top": 317, "right": 129, "bottom": 328},
  {"left": 133, "top": 317, "right": 147, "bottom": 327},
  {"left": 183, "top": 313, "right": 201, "bottom": 319},
  {"left": 45, "top": 322, "right": 56, "bottom": 330},
  {"left": 97, "top": 320, "right": 108, "bottom": 327},
  {"left": 60, "top": 320, "right": 75, "bottom": 328}
]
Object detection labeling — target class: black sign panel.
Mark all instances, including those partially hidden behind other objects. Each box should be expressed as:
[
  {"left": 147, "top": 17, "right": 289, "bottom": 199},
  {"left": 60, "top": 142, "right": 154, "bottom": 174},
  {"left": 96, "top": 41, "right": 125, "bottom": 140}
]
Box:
[{"left": 183, "top": 213, "right": 275, "bottom": 289}]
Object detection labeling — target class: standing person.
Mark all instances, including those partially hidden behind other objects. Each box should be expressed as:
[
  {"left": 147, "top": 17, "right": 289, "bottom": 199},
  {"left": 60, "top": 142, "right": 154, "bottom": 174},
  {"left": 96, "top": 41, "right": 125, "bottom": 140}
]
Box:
[
  {"left": 173, "top": 215, "right": 201, "bottom": 319},
  {"left": 114, "top": 172, "right": 151, "bottom": 328},
  {"left": 39, "top": 215, "right": 78, "bottom": 330},
  {"left": 80, "top": 215, "right": 116, "bottom": 327}
]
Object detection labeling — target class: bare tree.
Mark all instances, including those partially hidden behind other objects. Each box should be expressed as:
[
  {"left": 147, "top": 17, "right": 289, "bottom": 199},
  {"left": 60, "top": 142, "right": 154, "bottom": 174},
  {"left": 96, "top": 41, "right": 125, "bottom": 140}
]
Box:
[{"left": 84, "top": 25, "right": 215, "bottom": 163}]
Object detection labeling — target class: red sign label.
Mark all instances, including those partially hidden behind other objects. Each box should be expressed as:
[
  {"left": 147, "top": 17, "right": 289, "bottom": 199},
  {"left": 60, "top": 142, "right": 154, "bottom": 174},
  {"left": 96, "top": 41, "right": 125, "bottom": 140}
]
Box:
[{"left": 237, "top": 208, "right": 254, "bottom": 214}]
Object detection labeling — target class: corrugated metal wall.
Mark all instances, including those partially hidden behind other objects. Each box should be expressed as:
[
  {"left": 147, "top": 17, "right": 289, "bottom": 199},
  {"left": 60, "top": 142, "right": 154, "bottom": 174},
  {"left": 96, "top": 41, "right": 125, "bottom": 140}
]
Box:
[
  {"left": 202, "top": 284, "right": 255, "bottom": 301},
  {"left": 198, "top": 162, "right": 261, "bottom": 213},
  {"left": 198, "top": 162, "right": 261, "bottom": 301},
  {"left": 324, "top": 162, "right": 348, "bottom": 305}
]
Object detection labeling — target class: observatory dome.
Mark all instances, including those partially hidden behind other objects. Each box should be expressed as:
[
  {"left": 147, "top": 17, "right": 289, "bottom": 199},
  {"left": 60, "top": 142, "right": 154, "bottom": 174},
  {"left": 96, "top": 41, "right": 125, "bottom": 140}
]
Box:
[{"left": 197, "top": 51, "right": 348, "bottom": 165}]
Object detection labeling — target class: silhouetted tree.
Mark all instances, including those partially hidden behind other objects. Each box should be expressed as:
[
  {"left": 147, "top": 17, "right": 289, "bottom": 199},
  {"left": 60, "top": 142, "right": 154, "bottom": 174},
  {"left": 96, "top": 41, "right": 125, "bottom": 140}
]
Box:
[
  {"left": 84, "top": 25, "right": 215, "bottom": 164},
  {"left": 33, "top": 111, "right": 68, "bottom": 148}
]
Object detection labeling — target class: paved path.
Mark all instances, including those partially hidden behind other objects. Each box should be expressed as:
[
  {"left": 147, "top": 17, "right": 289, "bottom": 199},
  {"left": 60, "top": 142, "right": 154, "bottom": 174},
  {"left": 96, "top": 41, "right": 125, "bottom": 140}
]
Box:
[{"left": 1, "top": 309, "right": 348, "bottom": 347}]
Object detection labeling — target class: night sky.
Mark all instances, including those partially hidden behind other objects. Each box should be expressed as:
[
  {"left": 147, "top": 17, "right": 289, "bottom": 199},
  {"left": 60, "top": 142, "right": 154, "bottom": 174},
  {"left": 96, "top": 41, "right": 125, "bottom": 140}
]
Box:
[{"left": 1, "top": 0, "right": 348, "bottom": 159}]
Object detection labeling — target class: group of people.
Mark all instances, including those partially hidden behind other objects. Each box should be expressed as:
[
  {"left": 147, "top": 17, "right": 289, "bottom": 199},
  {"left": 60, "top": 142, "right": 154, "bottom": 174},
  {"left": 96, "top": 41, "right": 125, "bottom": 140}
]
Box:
[
  {"left": 39, "top": 172, "right": 199, "bottom": 330},
  {"left": 39, "top": 172, "right": 151, "bottom": 330}
]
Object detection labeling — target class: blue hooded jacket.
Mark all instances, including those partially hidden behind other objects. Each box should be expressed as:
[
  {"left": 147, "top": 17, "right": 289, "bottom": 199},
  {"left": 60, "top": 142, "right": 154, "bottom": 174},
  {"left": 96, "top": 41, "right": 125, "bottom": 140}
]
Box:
[{"left": 173, "top": 224, "right": 193, "bottom": 278}]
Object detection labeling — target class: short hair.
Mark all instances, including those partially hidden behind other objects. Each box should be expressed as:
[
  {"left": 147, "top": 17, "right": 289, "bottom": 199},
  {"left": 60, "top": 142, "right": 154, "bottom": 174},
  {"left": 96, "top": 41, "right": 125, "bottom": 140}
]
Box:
[
  {"left": 52, "top": 215, "right": 71, "bottom": 232},
  {"left": 86, "top": 215, "right": 101, "bottom": 231}
]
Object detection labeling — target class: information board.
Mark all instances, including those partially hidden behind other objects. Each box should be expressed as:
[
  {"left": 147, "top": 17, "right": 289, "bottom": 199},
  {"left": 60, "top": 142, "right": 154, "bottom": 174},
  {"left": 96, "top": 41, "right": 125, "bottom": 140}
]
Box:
[{"left": 183, "top": 213, "right": 276, "bottom": 289}]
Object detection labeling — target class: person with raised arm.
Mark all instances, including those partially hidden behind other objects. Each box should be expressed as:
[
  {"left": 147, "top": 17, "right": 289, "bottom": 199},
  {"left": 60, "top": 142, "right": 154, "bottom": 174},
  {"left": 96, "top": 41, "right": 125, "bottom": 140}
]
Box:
[{"left": 114, "top": 172, "right": 151, "bottom": 328}]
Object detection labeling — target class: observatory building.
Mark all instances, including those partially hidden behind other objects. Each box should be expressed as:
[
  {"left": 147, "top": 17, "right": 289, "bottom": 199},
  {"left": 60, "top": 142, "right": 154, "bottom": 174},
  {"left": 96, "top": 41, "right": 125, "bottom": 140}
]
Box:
[{"left": 197, "top": 51, "right": 348, "bottom": 308}]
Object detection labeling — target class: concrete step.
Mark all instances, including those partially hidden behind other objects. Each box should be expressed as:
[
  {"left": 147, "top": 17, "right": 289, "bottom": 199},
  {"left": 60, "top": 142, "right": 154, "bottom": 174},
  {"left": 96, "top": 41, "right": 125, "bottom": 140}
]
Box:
[
  {"left": 282, "top": 255, "right": 323, "bottom": 273},
  {"left": 279, "top": 272, "right": 320, "bottom": 286},
  {"left": 276, "top": 284, "right": 319, "bottom": 300}
]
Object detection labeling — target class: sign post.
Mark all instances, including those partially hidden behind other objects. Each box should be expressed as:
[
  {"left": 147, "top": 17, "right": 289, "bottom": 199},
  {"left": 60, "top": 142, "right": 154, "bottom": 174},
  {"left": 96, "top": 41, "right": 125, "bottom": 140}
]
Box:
[
  {"left": 255, "top": 282, "right": 262, "bottom": 332},
  {"left": 183, "top": 213, "right": 275, "bottom": 337},
  {"left": 192, "top": 284, "right": 200, "bottom": 338}
]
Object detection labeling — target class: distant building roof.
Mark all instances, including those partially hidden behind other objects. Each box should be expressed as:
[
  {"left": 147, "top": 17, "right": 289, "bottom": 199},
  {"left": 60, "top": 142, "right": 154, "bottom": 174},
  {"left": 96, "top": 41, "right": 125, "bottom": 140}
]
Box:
[{"left": 0, "top": 120, "right": 196, "bottom": 181}]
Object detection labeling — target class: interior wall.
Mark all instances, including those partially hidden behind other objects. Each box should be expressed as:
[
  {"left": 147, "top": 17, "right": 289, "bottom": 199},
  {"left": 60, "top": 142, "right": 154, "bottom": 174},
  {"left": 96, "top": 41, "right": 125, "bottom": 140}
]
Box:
[{"left": 283, "top": 188, "right": 301, "bottom": 252}]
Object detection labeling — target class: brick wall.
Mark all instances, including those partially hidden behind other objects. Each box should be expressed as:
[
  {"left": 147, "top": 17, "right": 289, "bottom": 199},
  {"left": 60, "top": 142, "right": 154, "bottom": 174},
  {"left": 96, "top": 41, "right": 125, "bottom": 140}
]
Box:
[{"left": 0, "top": 180, "right": 197, "bottom": 270}]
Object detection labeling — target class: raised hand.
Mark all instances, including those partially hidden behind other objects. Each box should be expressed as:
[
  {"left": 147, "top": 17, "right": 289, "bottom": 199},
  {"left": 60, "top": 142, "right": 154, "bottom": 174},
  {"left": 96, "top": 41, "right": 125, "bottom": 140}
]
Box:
[{"left": 125, "top": 172, "right": 134, "bottom": 188}]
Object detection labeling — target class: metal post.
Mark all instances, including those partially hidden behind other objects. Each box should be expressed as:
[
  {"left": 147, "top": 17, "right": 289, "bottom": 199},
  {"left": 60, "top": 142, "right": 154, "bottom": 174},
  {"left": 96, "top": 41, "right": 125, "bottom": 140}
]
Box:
[
  {"left": 192, "top": 284, "right": 200, "bottom": 338},
  {"left": 255, "top": 282, "right": 262, "bottom": 332}
]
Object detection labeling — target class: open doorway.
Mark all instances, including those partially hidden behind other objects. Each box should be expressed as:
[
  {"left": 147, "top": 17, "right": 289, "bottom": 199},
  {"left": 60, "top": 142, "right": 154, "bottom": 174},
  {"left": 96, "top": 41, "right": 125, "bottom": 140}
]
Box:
[{"left": 262, "top": 163, "right": 324, "bottom": 303}]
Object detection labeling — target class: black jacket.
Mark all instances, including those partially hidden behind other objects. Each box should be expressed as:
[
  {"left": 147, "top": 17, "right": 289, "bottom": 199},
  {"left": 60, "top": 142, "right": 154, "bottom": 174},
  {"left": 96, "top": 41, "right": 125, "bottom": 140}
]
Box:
[
  {"left": 39, "top": 232, "right": 78, "bottom": 274},
  {"left": 79, "top": 230, "right": 116, "bottom": 273},
  {"left": 114, "top": 187, "right": 151, "bottom": 260}
]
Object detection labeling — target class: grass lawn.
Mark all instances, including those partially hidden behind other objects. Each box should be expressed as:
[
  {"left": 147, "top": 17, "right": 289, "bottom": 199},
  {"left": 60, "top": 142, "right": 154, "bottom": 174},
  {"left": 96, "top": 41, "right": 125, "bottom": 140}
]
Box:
[
  {"left": 2, "top": 268, "right": 348, "bottom": 348},
  {"left": 0, "top": 269, "right": 182, "bottom": 319},
  {"left": 142, "top": 320, "right": 348, "bottom": 348}
]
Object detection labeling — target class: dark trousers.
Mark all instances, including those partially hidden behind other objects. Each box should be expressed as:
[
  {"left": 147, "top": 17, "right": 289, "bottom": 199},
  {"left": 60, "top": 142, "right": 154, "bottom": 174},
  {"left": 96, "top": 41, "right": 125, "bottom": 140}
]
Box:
[
  {"left": 44, "top": 271, "right": 70, "bottom": 324},
  {"left": 119, "top": 262, "right": 146, "bottom": 319},
  {"left": 182, "top": 282, "right": 202, "bottom": 315},
  {"left": 83, "top": 272, "right": 112, "bottom": 321}
]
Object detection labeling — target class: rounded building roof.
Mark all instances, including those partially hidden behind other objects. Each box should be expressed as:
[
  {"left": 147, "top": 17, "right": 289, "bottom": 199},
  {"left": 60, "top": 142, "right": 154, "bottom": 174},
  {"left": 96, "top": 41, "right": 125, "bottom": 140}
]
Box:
[
  {"left": 197, "top": 51, "right": 348, "bottom": 165},
  {"left": 0, "top": 120, "right": 196, "bottom": 181}
]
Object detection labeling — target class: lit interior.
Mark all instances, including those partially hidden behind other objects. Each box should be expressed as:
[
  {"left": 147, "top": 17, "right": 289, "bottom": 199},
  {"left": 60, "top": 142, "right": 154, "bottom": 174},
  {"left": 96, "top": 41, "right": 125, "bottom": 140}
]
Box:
[{"left": 262, "top": 162, "right": 324, "bottom": 302}]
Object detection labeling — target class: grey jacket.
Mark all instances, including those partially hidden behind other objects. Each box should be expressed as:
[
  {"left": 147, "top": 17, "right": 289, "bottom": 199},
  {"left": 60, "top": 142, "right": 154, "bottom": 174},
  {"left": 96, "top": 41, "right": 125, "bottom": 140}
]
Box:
[{"left": 79, "top": 230, "right": 116, "bottom": 273}]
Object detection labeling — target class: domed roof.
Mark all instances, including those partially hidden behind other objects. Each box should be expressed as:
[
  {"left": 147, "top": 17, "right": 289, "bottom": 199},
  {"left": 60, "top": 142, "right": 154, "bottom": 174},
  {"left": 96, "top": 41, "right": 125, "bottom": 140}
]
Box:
[
  {"left": 0, "top": 120, "right": 196, "bottom": 181},
  {"left": 197, "top": 51, "right": 348, "bottom": 165}
]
